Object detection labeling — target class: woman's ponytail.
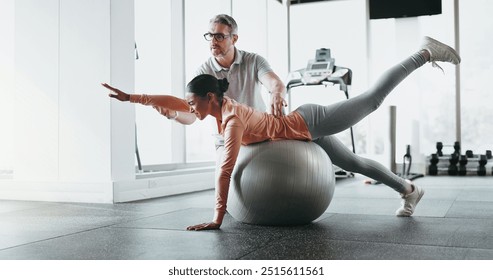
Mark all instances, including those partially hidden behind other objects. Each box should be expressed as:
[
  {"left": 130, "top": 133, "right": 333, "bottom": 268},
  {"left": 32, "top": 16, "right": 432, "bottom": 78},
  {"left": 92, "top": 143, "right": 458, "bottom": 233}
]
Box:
[{"left": 217, "top": 78, "right": 229, "bottom": 95}]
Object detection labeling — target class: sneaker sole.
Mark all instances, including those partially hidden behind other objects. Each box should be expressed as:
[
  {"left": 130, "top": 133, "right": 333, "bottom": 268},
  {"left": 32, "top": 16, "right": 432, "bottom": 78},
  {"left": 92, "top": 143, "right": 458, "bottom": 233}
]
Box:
[{"left": 424, "top": 36, "right": 461, "bottom": 64}]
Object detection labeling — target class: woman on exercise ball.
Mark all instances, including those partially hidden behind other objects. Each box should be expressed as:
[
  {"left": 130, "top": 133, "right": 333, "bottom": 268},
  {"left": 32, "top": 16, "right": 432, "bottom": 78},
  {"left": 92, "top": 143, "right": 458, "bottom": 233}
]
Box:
[{"left": 103, "top": 37, "right": 460, "bottom": 231}]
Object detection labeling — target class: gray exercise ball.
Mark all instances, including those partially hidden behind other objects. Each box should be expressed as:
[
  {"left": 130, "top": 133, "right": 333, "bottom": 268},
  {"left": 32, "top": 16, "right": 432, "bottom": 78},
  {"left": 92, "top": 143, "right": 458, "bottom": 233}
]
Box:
[{"left": 227, "top": 140, "right": 335, "bottom": 226}]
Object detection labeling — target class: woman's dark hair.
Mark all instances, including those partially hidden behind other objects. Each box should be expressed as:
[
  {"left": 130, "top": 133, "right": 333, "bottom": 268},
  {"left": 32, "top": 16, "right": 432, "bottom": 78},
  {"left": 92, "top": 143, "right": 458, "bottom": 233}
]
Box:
[{"left": 186, "top": 74, "right": 229, "bottom": 100}]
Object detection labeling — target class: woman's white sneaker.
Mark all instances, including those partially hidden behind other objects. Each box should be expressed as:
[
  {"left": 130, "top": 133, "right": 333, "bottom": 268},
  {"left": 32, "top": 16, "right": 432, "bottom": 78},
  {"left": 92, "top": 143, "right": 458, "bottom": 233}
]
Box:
[
  {"left": 396, "top": 185, "right": 425, "bottom": 217},
  {"left": 422, "top": 36, "right": 461, "bottom": 64},
  {"left": 421, "top": 36, "right": 461, "bottom": 72}
]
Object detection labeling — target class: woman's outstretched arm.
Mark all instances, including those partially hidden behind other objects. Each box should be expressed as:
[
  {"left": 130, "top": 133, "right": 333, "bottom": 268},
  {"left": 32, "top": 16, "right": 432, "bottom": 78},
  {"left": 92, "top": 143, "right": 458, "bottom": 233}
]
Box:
[{"left": 102, "top": 83, "right": 196, "bottom": 124}]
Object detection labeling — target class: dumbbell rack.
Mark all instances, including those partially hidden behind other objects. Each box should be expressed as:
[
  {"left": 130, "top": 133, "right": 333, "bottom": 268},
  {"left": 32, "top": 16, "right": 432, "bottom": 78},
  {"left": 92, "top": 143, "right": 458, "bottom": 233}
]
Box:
[{"left": 427, "top": 141, "right": 493, "bottom": 176}]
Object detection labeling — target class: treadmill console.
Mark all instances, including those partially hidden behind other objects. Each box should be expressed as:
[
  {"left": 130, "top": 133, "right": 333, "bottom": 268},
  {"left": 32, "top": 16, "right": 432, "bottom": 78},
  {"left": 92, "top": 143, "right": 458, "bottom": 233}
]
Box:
[{"left": 302, "top": 48, "right": 335, "bottom": 84}]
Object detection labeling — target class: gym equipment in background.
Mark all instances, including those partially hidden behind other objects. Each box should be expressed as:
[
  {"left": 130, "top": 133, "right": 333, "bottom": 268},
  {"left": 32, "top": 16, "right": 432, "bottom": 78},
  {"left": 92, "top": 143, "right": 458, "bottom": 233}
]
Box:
[
  {"left": 401, "top": 145, "right": 425, "bottom": 181},
  {"left": 428, "top": 141, "right": 461, "bottom": 175},
  {"left": 427, "top": 141, "right": 492, "bottom": 176},
  {"left": 365, "top": 144, "right": 423, "bottom": 185},
  {"left": 227, "top": 140, "right": 335, "bottom": 226}
]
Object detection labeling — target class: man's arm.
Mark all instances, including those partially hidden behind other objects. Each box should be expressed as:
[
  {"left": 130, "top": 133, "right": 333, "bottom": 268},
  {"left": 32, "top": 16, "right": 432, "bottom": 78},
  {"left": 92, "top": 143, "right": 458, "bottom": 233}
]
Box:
[
  {"left": 135, "top": 94, "right": 196, "bottom": 124},
  {"left": 259, "top": 71, "right": 287, "bottom": 117},
  {"left": 159, "top": 109, "right": 197, "bottom": 125}
]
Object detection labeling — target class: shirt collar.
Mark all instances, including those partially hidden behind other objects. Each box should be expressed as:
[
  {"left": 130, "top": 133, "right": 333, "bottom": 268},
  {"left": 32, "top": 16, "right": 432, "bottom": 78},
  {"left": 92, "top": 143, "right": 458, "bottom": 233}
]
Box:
[{"left": 211, "top": 48, "right": 242, "bottom": 72}]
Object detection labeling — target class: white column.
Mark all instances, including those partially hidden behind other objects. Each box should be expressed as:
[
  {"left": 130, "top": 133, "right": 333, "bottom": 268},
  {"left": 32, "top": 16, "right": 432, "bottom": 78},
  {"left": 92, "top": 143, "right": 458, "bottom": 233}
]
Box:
[
  {"left": 109, "top": 0, "right": 136, "bottom": 181},
  {"left": 170, "top": 0, "right": 186, "bottom": 163},
  {"left": 14, "top": 0, "right": 60, "bottom": 181},
  {"left": 59, "top": 0, "right": 112, "bottom": 182}
]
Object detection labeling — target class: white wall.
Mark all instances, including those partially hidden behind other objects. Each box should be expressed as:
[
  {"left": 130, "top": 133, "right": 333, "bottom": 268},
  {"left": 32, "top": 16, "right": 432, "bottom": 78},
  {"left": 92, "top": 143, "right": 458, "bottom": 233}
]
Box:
[
  {"left": 0, "top": 0, "right": 15, "bottom": 174},
  {"left": 2, "top": 0, "right": 135, "bottom": 203},
  {"left": 14, "top": 0, "right": 60, "bottom": 181},
  {"left": 232, "top": 0, "right": 268, "bottom": 57},
  {"left": 266, "top": 0, "right": 289, "bottom": 80},
  {"left": 59, "top": 0, "right": 112, "bottom": 182},
  {"left": 368, "top": 0, "right": 457, "bottom": 168}
]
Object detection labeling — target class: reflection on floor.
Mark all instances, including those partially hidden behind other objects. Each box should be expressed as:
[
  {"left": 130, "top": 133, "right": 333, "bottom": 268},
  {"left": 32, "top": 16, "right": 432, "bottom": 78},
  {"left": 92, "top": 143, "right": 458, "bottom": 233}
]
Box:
[{"left": 0, "top": 176, "right": 492, "bottom": 259}]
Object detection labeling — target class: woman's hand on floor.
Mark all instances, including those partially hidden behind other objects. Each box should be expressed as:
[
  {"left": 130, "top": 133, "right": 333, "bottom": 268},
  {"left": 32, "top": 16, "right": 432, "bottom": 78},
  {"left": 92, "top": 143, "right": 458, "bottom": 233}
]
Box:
[{"left": 186, "top": 222, "right": 221, "bottom": 231}]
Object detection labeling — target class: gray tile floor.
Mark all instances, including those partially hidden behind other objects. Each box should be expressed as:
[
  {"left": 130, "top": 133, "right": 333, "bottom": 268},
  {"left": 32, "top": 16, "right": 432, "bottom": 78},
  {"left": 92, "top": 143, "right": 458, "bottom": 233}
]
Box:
[{"left": 0, "top": 176, "right": 492, "bottom": 260}]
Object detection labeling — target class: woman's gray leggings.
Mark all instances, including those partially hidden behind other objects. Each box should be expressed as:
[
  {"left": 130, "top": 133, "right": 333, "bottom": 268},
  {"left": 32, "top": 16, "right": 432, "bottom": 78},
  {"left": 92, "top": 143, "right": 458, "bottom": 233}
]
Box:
[{"left": 296, "top": 52, "right": 427, "bottom": 193}]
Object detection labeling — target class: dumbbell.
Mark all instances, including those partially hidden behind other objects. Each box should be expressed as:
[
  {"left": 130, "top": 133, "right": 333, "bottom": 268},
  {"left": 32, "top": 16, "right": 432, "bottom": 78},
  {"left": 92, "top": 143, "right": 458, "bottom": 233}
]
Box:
[
  {"left": 436, "top": 141, "right": 461, "bottom": 157},
  {"left": 453, "top": 141, "right": 461, "bottom": 156},
  {"left": 460, "top": 150, "right": 490, "bottom": 176},
  {"left": 436, "top": 142, "right": 443, "bottom": 157},
  {"left": 458, "top": 155, "right": 468, "bottom": 176},
  {"left": 478, "top": 155, "right": 487, "bottom": 176},
  {"left": 428, "top": 153, "right": 459, "bottom": 176},
  {"left": 428, "top": 154, "right": 439, "bottom": 175},
  {"left": 448, "top": 153, "right": 459, "bottom": 175}
]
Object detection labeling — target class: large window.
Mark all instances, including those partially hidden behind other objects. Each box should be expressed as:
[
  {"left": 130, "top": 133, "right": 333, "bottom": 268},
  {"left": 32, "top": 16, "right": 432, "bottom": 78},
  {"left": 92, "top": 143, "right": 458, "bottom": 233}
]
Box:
[
  {"left": 134, "top": 0, "right": 173, "bottom": 166},
  {"left": 289, "top": 0, "right": 368, "bottom": 154},
  {"left": 369, "top": 0, "right": 456, "bottom": 162},
  {"left": 184, "top": 0, "right": 231, "bottom": 163},
  {"left": 459, "top": 0, "right": 493, "bottom": 153}
]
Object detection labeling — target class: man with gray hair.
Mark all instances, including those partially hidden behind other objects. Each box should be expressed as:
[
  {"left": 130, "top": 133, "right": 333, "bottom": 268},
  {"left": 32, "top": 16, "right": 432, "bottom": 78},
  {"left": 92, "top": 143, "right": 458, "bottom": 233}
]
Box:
[
  {"left": 165, "top": 14, "right": 287, "bottom": 123},
  {"left": 196, "top": 14, "right": 287, "bottom": 116}
]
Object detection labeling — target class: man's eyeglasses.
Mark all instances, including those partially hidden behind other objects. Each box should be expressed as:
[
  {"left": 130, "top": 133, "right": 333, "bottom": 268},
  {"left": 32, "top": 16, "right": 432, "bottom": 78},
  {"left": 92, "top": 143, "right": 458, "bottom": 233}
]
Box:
[{"left": 203, "top": 32, "right": 233, "bottom": 42}]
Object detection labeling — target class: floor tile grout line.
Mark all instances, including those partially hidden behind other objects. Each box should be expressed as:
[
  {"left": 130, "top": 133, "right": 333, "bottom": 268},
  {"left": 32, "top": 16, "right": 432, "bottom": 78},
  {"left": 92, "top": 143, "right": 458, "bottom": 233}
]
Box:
[
  {"left": 443, "top": 188, "right": 463, "bottom": 218},
  {"left": 0, "top": 225, "right": 119, "bottom": 253},
  {"left": 0, "top": 207, "right": 205, "bottom": 253},
  {"left": 0, "top": 203, "right": 65, "bottom": 216}
]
